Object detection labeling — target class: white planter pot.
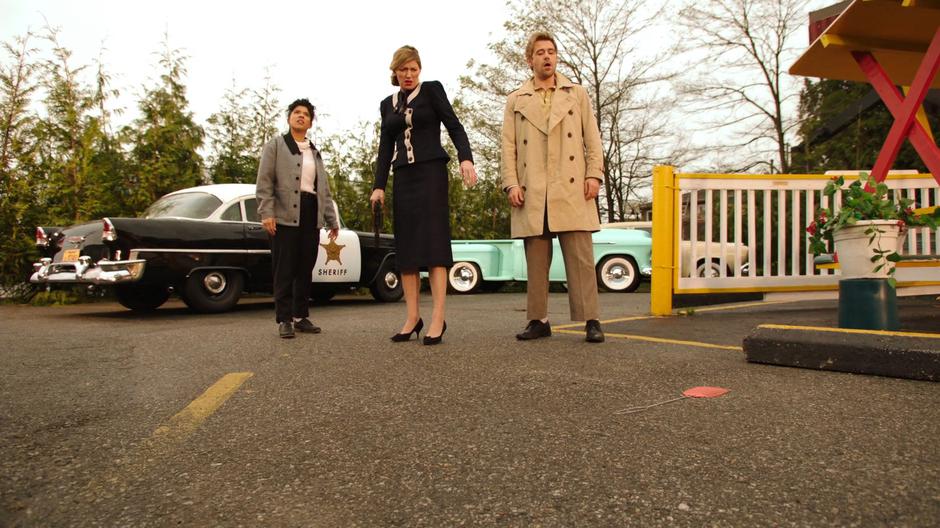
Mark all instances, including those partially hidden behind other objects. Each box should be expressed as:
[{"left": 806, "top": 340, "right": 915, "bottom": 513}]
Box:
[{"left": 832, "top": 219, "right": 905, "bottom": 278}]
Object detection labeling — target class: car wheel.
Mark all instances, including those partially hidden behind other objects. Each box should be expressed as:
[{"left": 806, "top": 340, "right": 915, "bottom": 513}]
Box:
[
  {"left": 370, "top": 262, "right": 403, "bottom": 302},
  {"left": 183, "top": 269, "right": 244, "bottom": 313},
  {"left": 596, "top": 255, "right": 640, "bottom": 293},
  {"left": 695, "top": 260, "right": 725, "bottom": 278},
  {"left": 114, "top": 284, "right": 170, "bottom": 312},
  {"left": 448, "top": 261, "right": 481, "bottom": 294}
]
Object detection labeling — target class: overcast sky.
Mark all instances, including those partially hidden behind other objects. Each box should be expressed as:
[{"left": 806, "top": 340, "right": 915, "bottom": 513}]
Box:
[
  {"left": 2, "top": 0, "right": 510, "bottom": 139},
  {"left": 3, "top": 0, "right": 836, "bottom": 148}
]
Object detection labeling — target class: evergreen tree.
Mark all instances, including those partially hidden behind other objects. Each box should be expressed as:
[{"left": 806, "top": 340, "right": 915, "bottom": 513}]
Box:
[
  {"left": 34, "top": 27, "right": 115, "bottom": 225},
  {"left": 123, "top": 36, "right": 204, "bottom": 212},
  {"left": 322, "top": 121, "right": 383, "bottom": 233},
  {"left": 792, "top": 79, "right": 937, "bottom": 173},
  {"left": 206, "top": 74, "right": 281, "bottom": 184},
  {"left": 0, "top": 32, "right": 40, "bottom": 288},
  {"left": 89, "top": 55, "right": 131, "bottom": 218},
  {"left": 446, "top": 98, "right": 509, "bottom": 239},
  {"left": 248, "top": 72, "right": 281, "bottom": 154},
  {"left": 206, "top": 80, "right": 256, "bottom": 183}
]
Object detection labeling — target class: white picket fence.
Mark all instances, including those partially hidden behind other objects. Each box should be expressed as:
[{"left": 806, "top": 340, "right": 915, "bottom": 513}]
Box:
[{"left": 663, "top": 171, "right": 940, "bottom": 300}]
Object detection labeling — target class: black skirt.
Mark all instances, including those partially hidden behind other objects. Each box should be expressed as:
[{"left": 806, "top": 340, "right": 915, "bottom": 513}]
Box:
[{"left": 391, "top": 160, "right": 453, "bottom": 271}]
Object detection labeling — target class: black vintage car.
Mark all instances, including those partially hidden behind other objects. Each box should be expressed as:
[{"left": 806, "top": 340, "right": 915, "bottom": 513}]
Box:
[{"left": 30, "top": 184, "right": 402, "bottom": 313}]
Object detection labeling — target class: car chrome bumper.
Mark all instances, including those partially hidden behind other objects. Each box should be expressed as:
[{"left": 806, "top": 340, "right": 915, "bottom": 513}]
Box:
[
  {"left": 641, "top": 266, "right": 652, "bottom": 277},
  {"left": 30, "top": 257, "right": 146, "bottom": 284}
]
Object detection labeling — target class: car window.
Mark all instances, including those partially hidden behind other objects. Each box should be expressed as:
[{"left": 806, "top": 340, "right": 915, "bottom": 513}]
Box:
[
  {"left": 244, "top": 198, "right": 260, "bottom": 223},
  {"left": 143, "top": 192, "right": 223, "bottom": 220},
  {"left": 220, "top": 203, "right": 243, "bottom": 221}
]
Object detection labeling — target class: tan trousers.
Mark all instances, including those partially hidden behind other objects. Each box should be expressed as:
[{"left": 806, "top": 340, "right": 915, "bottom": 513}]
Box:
[{"left": 524, "top": 230, "right": 599, "bottom": 322}]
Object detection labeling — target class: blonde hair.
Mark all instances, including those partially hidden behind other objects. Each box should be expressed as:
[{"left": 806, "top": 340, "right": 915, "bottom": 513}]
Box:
[
  {"left": 389, "top": 45, "right": 421, "bottom": 86},
  {"left": 525, "top": 31, "right": 557, "bottom": 61}
]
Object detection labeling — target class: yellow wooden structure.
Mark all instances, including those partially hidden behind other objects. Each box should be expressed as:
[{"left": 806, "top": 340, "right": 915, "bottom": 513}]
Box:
[
  {"left": 790, "top": 0, "right": 940, "bottom": 184},
  {"left": 790, "top": 0, "right": 940, "bottom": 88}
]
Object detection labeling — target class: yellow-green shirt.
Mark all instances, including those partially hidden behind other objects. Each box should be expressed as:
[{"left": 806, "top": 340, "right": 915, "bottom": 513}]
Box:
[{"left": 534, "top": 85, "right": 555, "bottom": 129}]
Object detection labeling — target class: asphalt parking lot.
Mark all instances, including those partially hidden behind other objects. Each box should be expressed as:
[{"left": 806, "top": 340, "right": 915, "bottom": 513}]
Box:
[{"left": 2, "top": 291, "right": 939, "bottom": 526}]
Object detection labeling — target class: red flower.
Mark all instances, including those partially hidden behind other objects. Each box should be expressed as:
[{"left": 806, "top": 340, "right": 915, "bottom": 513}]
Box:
[{"left": 806, "top": 221, "right": 817, "bottom": 235}]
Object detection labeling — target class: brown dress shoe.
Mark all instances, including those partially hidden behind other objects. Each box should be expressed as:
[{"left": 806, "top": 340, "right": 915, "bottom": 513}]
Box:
[
  {"left": 585, "top": 319, "right": 605, "bottom": 343},
  {"left": 293, "top": 318, "right": 321, "bottom": 334},
  {"left": 516, "top": 320, "right": 552, "bottom": 340}
]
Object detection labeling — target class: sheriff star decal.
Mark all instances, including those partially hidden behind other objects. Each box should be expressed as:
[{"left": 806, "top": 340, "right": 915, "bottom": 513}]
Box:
[{"left": 320, "top": 239, "right": 346, "bottom": 265}]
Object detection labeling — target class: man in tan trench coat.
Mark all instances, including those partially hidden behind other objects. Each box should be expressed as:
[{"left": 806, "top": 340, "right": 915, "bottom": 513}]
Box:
[{"left": 501, "top": 31, "right": 605, "bottom": 343}]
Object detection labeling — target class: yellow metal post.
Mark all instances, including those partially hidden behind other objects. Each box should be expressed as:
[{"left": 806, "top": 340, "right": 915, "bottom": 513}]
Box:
[{"left": 650, "top": 165, "right": 676, "bottom": 316}]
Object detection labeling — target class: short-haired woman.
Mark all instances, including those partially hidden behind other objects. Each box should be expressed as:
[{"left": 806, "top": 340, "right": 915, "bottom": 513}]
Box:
[{"left": 370, "top": 45, "right": 477, "bottom": 346}]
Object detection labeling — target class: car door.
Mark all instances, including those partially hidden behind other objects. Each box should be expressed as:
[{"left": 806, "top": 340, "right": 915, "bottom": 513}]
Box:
[
  {"left": 240, "top": 197, "right": 274, "bottom": 290},
  {"left": 313, "top": 227, "right": 361, "bottom": 284}
]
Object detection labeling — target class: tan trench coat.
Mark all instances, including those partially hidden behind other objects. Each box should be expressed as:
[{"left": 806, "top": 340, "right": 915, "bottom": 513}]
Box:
[{"left": 501, "top": 73, "right": 604, "bottom": 238}]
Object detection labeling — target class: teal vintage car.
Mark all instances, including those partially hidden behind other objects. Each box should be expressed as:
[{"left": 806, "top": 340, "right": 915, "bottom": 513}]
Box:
[{"left": 445, "top": 228, "right": 652, "bottom": 293}]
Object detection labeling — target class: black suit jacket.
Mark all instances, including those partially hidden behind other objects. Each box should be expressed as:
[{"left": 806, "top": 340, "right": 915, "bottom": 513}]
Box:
[{"left": 373, "top": 80, "right": 473, "bottom": 190}]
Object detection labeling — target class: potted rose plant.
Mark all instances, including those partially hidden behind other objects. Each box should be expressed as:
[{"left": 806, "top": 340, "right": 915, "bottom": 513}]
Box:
[{"left": 807, "top": 172, "right": 940, "bottom": 286}]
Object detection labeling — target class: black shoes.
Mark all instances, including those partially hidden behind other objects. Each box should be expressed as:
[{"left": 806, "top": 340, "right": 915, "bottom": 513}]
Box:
[
  {"left": 514, "top": 319, "right": 603, "bottom": 342},
  {"left": 423, "top": 321, "right": 447, "bottom": 346},
  {"left": 279, "top": 318, "right": 320, "bottom": 338},
  {"left": 585, "top": 319, "right": 605, "bottom": 343},
  {"left": 390, "top": 318, "right": 444, "bottom": 345},
  {"left": 516, "top": 320, "right": 552, "bottom": 340},
  {"left": 391, "top": 318, "right": 424, "bottom": 342},
  {"left": 294, "top": 318, "right": 321, "bottom": 334}
]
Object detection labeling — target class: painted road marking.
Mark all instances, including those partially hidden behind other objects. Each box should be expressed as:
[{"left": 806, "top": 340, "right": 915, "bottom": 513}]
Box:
[
  {"left": 77, "top": 372, "right": 255, "bottom": 507},
  {"left": 759, "top": 324, "right": 940, "bottom": 339},
  {"left": 554, "top": 315, "right": 653, "bottom": 330},
  {"left": 153, "top": 372, "right": 254, "bottom": 442},
  {"left": 554, "top": 329, "right": 743, "bottom": 351},
  {"left": 686, "top": 300, "right": 790, "bottom": 313},
  {"left": 552, "top": 301, "right": 799, "bottom": 350}
]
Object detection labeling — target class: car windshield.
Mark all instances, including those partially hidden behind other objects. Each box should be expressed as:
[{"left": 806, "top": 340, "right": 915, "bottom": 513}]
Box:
[{"left": 142, "top": 192, "right": 222, "bottom": 220}]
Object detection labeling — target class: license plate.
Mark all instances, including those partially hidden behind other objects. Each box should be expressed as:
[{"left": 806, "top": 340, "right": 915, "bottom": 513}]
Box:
[{"left": 62, "top": 249, "right": 80, "bottom": 262}]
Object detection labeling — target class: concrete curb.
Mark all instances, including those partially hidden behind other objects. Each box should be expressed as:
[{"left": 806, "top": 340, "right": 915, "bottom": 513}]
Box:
[{"left": 744, "top": 324, "right": 940, "bottom": 382}]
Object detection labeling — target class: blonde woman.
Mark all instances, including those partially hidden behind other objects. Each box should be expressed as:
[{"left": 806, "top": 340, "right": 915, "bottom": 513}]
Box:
[{"left": 370, "top": 45, "right": 477, "bottom": 345}]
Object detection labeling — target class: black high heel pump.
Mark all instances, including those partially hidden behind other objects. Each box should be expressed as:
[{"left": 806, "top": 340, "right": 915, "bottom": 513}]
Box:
[
  {"left": 391, "top": 318, "right": 423, "bottom": 342},
  {"left": 422, "top": 321, "right": 447, "bottom": 346}
]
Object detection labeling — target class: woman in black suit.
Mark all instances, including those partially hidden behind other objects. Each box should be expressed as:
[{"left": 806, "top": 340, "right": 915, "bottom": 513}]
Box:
[{"left": 370, "top": 45, "right": 477, "bottom": 346}]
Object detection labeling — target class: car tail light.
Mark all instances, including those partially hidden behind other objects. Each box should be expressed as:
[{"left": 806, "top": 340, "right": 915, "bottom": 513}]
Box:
[
  {"left": 102, "top": 218, "right": 117, "bottom": 241},
  {"left": 36, "top": 227, "right": 49, "bottom": 247}
]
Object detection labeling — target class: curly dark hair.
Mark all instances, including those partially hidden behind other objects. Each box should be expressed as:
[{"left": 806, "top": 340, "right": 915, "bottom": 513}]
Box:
[{"left": 286, "top": 98, "right": 316, "bottom": 119}]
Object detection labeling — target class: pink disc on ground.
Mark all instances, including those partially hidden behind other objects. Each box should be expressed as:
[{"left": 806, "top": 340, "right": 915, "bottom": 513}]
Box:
[{"left": 682, "top": 386, "right": 730, "bottom": 398}]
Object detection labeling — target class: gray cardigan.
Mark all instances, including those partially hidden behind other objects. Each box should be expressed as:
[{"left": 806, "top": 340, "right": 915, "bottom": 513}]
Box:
[{"left": 256, "top": 133, "right": 339, "bottom": 229}]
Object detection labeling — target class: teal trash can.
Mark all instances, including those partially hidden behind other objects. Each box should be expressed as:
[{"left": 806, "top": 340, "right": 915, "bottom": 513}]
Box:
[{"left": 838, "top": 278, "right": 899, "bottom": 330}]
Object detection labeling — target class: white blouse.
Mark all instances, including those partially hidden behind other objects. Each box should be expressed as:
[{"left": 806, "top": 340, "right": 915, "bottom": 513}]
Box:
[{"left": 297, "top": 139, "right": 317, "bottom": 194}]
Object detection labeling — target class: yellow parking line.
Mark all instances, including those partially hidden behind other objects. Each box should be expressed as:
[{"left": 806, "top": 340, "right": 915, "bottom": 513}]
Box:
[
  {"left": 684, "top": 300, "right": 791, "bottom": 314},
  {"left": 81, "top": 372, "right": 254, "bottom": 500},
  {"left": 554, "top": 315, "right": 654, "bottom": 330},
  {"left": 555, "top": 329, "right": 743, "bottom": 351},
  {"left": 153, "top": 372, "right": 253, "bottom": 442},
  {"left": 759, "top": 324, "right": 940, "bottom": 339}
]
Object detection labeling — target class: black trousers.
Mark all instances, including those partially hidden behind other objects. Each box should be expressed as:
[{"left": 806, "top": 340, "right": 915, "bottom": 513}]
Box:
[{"left": 271, "top": 193, "right": 319, "bottom": 323}]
